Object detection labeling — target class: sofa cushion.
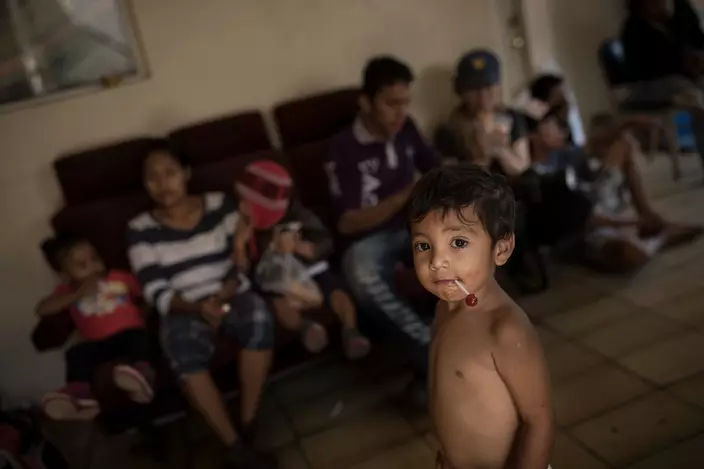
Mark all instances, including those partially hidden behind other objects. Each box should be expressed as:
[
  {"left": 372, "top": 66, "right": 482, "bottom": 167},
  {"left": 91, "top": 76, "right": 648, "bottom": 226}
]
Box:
[
  {"left": 54, "top": 138, "right": 155, "bottom": 206},
  {"left": 52, "top": 193, "right": 152, "bottom": 270},
  {"left": 169, "top": 111, "right": 272, "bottom": 167},
  {"left": 274, "top": 88, "right": 359, "bottom": 149}
]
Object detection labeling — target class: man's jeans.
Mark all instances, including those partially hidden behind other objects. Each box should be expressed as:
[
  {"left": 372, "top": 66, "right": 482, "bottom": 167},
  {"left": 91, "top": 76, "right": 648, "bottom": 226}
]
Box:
[
  {"left": 342, "top": 228, "right": 431, "bottom": 374},
  {"left": 624, "top": 75, "right": 704, "bottom": 162}
]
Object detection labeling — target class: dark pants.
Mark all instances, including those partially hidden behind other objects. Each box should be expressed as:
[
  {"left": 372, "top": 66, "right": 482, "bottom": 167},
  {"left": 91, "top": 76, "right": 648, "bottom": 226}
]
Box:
[
  {"left": 65, "top": 328, "right": 149, "bottom": 383},
  {"left": 342, "top": 228, "right": 431, "bottom": 374}
]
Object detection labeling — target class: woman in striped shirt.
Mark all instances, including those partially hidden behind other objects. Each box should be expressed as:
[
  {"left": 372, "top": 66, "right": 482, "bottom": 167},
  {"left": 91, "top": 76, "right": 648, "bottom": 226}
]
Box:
[{"left": 127, "top": 142, "right": 275, "bottom": 469}]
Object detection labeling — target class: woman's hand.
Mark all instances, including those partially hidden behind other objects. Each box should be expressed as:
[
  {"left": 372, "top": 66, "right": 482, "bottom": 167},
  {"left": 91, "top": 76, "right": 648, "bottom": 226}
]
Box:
[{"left": 200, "top": 297, "right": 227, "bottom": 327}]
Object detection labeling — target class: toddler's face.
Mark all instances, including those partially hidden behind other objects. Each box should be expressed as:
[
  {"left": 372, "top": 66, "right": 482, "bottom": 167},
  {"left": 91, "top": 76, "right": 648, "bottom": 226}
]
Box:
[
  {"left": 411, "top": 206, "right": 505, "bottom": 302},
  {"left": 63, "top": 242, "right": 105, "bottom": 283}
]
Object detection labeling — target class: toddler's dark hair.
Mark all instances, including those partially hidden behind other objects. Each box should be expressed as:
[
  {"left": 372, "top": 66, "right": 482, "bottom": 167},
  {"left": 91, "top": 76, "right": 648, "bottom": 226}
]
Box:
[
  {"left": 407, "top": 164, "right": 515, "bottom": 245},
  {"left": 41, "top": 232, "right": 90, "bottom": 272},
  {"left": 362, "top": 56, "right": 414, "bottom": 99}
]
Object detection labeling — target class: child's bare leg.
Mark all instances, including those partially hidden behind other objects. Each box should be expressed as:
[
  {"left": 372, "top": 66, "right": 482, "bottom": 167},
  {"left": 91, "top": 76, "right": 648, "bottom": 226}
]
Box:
[
  {"left": 272, "top": 297, "right": 328, "bottom": 353},
  {"left": 329, "top": 289, "right": 357, "bottom": 329},
  {"left": 330, "top": 289, "right": 371, "bottom": 360},
  {"left": 182, "top": 371, "right": 238, "bottom": 445},
  {"left": 661, "top": 223, "right": 704, "bottom": 249}
]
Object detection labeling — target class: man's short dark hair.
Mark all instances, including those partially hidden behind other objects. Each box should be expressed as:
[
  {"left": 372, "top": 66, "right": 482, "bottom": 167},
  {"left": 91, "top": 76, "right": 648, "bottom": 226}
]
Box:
[
  {"left": 407, "top": 164, "right": 515, "bottom": 245},
  {"left": 362, "top": 56, "right": 414, "bottom": 99},
  {"left": 529, "top": 74, "right": 564, "bottom": 103},
  {"left": 41, "top": 232, "right": 90, "bottom": 272}
]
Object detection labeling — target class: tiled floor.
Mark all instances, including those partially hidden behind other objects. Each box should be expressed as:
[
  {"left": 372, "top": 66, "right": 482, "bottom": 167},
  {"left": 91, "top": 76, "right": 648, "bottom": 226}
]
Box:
[{"left": 126, "top": 158, "right": 704, "bottom": 468}]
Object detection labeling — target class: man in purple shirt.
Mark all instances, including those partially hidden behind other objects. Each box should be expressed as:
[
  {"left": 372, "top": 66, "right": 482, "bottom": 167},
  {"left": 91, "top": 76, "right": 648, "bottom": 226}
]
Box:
[{"left": 324, "top": 56, "right": 439, "bottom": 378}]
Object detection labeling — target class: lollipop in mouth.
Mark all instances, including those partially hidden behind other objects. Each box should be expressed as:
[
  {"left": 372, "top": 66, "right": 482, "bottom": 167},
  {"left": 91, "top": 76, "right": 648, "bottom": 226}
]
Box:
[{"left": 454, "top": 280, "right": 478, "bottom": 307}]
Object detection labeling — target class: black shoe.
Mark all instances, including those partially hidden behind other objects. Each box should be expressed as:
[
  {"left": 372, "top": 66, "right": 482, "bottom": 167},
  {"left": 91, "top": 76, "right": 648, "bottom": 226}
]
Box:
[{"left": 223, "top": 440, "right": 278, "bottom": 469}]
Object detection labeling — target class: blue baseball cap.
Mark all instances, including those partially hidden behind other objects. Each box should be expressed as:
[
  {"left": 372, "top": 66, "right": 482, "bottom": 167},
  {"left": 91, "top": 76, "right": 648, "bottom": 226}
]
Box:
[{"left": 455, "top": 49, "right": 501, "bottom": 92}]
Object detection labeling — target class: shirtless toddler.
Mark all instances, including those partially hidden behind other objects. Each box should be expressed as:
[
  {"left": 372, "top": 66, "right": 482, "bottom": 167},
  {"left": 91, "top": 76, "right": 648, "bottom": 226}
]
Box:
[{"left": 407, "top": 164, "right": 554, "bottom": 469}]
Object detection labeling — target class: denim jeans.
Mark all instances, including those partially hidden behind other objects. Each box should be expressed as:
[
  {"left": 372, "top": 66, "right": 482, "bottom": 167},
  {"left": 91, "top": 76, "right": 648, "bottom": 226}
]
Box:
[{"left": 342, "top": 228, "right": 430, "bottom": 373}]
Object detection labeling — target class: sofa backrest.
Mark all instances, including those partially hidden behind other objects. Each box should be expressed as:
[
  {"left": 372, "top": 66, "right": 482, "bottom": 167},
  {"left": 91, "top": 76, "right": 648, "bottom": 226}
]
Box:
[
  {"left": 54, "top": 138, "right": 155, "bottom": 206},
  {"left": 274, "top": 88, "right": 359, "bottom": 149},
  {"left": 51, "top": 149, "right": 287, "bottom": 270},
  {"left": 169, "top": 111, "right": 272, "bottom": 166}
]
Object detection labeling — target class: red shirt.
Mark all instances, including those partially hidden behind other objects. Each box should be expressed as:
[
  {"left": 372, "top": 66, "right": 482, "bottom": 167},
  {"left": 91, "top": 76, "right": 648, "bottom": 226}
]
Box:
[{"left": 56, "top": 270, "right": 145, "bottom": 342}]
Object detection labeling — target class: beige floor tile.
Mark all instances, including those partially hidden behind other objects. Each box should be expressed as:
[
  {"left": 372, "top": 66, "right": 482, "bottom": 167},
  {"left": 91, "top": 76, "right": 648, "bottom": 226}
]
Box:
[
  {"left": 618, "top": 332, "right": 704, "bottom": 384},
  {"left": 625, "top": 432, "right": 704, "bottom": 469},
  {"left": 577, "top": 313, "right": 684, "bottom": 358},
  {"left": 278, "top": 444, "right": 311, "bottom": 469},
  {"left": 544, "top": 340, "right": 605, "bottom": 384},
  {"left": 536, "top": 326, "right": 564, "bottom": 350},
  {"left": 544, "top": 297, "right": 643, "bottom": 338},
  {"left": 300, "top": 407, "right": 415, "bottom": 469},
  {"left": 615, "top": 270, "right": 700, "bottom": 308},
  {"left": 424, "top": 432, "right": 439, "bottom": 451},
  {"left": 651, "top": 287, "right": 704, "bottom": 330},
  {"left": 400, "top": 405, "right": 432, "bottom": 434},
  {"left": 518, "top": 282, "right": 605, "bottom": 319},
  {"left": 551, "top": 433, "right": 609, "bottom": 469},
  {"left": 658, "top": 236, "right": 704, "bottom": 267},
  {"left": 553, "top": 364, "right": 651, "bottom": 426},
  {"left": 667, "top": 371, "right": 704, "bottom": 409},
  {"left": 570, "top": 392, "right": 704, "bottom": 467},
  {"left": 273, "top": 357, "right": 363, "bottom": 405},
  {"left": 285, "top": 372, "right": 411, "bottom": 435},
  {"left": 255, "top": 396, "right": 296, "bottom": 449},
  {"left": 349, "top": 437, "right": 436, "bottom": 469}
]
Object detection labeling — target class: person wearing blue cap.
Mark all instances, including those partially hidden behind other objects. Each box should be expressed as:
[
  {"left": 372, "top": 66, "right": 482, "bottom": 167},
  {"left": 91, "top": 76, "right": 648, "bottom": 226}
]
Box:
[{"left": 436, "top": 49, "right": 531, "bottom": 177}]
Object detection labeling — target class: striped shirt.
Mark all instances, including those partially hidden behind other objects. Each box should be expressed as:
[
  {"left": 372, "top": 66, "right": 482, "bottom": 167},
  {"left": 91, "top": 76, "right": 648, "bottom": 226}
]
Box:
[{"left": 127, "top": 192, "right": 240, "bottom": 316}]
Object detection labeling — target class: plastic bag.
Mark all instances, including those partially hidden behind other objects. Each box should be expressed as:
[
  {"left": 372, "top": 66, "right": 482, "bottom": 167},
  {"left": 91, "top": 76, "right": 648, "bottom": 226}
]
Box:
[{"left": 255, "top": 249, "right": 323, "bottom": 309}]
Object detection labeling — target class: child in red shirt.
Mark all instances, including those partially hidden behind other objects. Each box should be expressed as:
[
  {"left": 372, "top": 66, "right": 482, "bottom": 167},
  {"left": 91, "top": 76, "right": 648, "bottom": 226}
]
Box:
[{"left": 36, "top": 233, "right": 154, "bottom": 421}]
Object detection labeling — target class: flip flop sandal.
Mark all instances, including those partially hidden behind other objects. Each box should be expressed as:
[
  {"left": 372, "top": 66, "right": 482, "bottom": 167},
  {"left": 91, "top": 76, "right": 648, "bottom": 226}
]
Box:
[
  {"left": 113, "top": 365, "right": 155, "bottom": 404},
  {"left": 342, "top": 328, "right": 371, "bottom": 361},
  {"left": 42, "top": 392, "right": 100, "bottom": 421},
  {"left": 300, "top": 318, "right": 329, "bottom": 354}
]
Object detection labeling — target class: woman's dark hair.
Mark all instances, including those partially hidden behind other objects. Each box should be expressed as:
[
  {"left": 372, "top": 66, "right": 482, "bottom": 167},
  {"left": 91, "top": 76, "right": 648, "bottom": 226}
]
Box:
[
  {"left": 529, "top": 74, "right": 564, "bottom": 103},
  {"left": 362, "top": 56, "right": 414, "bottom": 99},
  {"left": 407, "top": 164, "right": 515, "bottom": 245},
  {"left": 41, "top": 232, "right": 90, "bottom": 272},
  {"left": 144, "top": 138, "right": 188, "bottom": 168}
]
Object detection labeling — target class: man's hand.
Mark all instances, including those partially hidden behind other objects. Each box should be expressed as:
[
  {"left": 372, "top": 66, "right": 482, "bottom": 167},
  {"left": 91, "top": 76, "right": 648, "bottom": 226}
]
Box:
[
  {"left": 200, "top": 297, "right": 227, "bottom": 327},
  {"left": 639, "top": 212, "right": 667, "bottom": 238},
  {"left": 295, "top": 241, "right": 317, "bottom": 260}
]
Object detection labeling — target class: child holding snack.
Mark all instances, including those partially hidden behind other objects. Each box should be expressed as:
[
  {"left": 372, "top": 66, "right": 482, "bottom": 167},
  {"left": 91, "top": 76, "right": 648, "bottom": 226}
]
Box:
[
  {"left": 235, "top": 160, "right": 371, "bottom": 359},
  {"left": 407, "top": 164, "right": 554, "bottom": 469},
  {"left": 37, "top": 233, "right": 153, "bottom": 421}
]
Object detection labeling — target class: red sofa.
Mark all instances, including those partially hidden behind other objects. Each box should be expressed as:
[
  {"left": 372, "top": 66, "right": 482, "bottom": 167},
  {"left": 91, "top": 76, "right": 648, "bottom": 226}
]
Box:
[{"left": 33, "top": 138, "right": 336, "bottom": 434}]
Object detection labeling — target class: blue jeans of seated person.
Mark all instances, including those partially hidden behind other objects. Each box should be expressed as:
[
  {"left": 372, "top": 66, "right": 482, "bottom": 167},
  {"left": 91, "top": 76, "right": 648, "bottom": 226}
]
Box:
[{"left": 342, "top": 228, "right": 431, "bottom": 374}]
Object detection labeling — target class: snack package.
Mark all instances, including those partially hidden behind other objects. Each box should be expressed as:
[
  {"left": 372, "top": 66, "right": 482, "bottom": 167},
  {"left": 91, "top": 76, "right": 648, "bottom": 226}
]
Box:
[{"left": 255, "top": 223, "right": 323, "bottom": 309}]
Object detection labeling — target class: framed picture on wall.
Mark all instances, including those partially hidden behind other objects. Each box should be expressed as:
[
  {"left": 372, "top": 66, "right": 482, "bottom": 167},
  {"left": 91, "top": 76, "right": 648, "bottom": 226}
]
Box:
[{"left": 0, "top": 0, "right": 148, "bottom": 113}]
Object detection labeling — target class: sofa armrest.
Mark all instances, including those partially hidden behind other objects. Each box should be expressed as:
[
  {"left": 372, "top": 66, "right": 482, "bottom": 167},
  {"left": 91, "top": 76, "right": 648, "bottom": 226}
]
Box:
[{"left": 31, "top": 312, "right": 75, "bottom": 352}]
